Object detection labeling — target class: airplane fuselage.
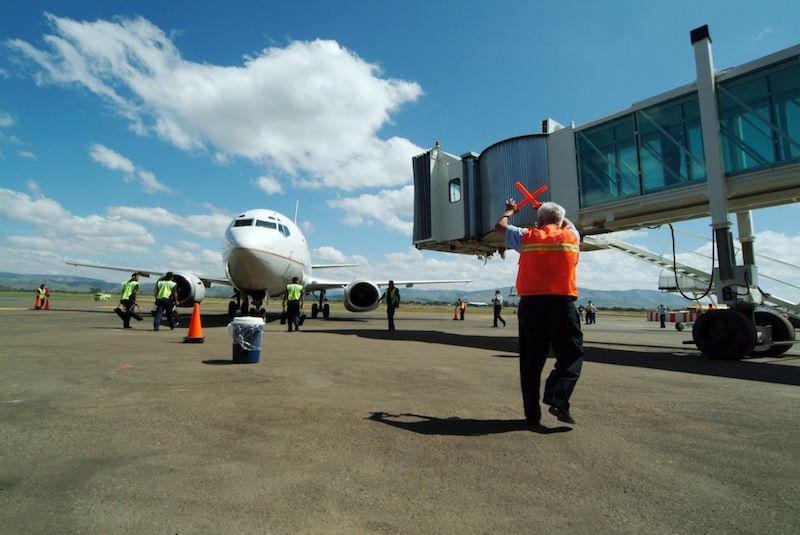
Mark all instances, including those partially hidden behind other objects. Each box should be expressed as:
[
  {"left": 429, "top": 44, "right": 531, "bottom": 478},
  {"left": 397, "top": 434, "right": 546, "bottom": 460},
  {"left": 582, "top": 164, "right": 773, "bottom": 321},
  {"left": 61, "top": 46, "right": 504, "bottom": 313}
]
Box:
[{"left": 223, "top": 209, "right": 311, "bottom": 300}]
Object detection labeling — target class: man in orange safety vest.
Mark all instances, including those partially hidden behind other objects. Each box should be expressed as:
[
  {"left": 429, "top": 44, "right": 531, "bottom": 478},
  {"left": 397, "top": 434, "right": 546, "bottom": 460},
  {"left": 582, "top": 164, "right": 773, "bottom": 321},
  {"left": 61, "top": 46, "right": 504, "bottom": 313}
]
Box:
[{"left": 496, "top": 198, "right": 583, "bottom": 427}]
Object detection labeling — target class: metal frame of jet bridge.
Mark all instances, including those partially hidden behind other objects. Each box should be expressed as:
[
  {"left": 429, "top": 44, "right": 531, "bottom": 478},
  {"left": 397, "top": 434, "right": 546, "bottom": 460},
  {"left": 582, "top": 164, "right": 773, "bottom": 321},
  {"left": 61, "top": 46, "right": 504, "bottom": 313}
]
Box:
[{"left": 412, "top": 25, "right": 800, "bottom": 360}]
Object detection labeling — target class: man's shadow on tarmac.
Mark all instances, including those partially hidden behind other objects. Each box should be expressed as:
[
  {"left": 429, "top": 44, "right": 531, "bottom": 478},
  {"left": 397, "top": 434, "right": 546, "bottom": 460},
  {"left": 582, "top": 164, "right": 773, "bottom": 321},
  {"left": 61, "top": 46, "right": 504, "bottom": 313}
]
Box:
[
  {"left": 312, "top": 329, "right": 800, "bottom": 387},
  {"left": 367, "top": 411, "right": 571, "bottom": 436}
]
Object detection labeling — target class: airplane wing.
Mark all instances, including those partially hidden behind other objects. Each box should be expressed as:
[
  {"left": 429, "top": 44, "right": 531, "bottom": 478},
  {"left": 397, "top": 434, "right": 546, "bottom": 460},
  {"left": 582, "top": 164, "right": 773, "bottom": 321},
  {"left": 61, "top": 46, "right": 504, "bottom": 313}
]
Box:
[
  {"left": 304, "top": 278, "right": 471, "bottom": 293},
  {"left": 65, "top": 261, "right": 231, "bottom": 287},
  {"left": 311, "top": 263, "right": 359, "bottom": 269}
]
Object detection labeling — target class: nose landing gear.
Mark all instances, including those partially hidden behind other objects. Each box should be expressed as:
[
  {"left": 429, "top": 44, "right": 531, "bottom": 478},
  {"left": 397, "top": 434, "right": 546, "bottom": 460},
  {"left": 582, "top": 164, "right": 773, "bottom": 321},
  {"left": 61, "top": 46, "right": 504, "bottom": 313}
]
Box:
[{"left": 310, "top": 290, "right": 330, "bottom": 319}]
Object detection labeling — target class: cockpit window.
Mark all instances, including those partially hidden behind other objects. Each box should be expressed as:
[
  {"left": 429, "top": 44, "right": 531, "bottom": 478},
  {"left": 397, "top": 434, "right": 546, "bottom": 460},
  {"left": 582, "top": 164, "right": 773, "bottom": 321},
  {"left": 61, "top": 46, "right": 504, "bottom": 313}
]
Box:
[
  {"left": 233, "top": 219, "right": 254, "bottom": 227},
  {"left": 255, "top": 220, "right": 277, "bottom": 229},
  {"left": 278, "top": 224, "right": 290, "bottom": 237}
]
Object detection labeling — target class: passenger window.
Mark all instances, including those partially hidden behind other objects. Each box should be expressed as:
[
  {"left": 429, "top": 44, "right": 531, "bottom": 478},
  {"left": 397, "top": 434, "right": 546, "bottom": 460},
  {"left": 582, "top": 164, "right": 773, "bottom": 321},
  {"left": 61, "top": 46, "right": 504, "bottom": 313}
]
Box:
[
  {"left": 449, "top": 178, "right": 462, "bottom": 203},
  {"left": 233, "top": 219, "right": 254, "bottom": 227}
]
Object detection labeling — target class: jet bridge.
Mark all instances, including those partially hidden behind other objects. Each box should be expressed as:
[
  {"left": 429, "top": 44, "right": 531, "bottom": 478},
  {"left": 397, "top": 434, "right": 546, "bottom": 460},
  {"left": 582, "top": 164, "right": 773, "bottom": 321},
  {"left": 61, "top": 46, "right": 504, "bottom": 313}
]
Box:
[{"left": 412, "top": 25, "right": 800, "bottom": 359}]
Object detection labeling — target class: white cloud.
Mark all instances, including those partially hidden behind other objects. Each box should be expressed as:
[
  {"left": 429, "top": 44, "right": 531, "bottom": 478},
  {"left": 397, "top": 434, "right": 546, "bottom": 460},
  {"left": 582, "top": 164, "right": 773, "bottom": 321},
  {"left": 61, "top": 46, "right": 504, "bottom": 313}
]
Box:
[
  {"left": 89, "top": 143, "right": 173, "bottom": 193},
  {"left": 89, "top": 143, "right": 134, "bottom": 173},
  {"left": 27, "top": 179, "right": 41, "bottom": 195},
  {"left": 756, "top": 26, "right": 773, "bottom": 42},
  {"left": 312, "top": 246, "right": 353, "bottom": 264},
  {"left": 8, "top": 14, "right": 424, "bottom": 192},
  {"left": 301, "top": 221, "right": 314, "bottom": 234},
  {"left": 0, "top": 188, "right": 155, "bottom": 255},
  {"left": 106, "top": 205, "right": 232, "bottom": 239},
  {"left": 18, "top": 150, "right": 36, "bottom": 160},
  {"left": 0, "top": 111, "right": 14, "bottom": 127},
  {"left": 328, "top": 184, "right": 414, "bottom": 235},
  {"left": 252, "top": 175, "right": 283, "bottom": 195}
]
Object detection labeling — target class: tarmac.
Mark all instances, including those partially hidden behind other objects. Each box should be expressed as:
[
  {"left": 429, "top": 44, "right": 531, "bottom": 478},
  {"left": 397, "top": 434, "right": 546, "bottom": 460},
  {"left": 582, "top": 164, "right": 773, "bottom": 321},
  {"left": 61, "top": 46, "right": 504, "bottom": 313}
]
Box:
[{"left": 1, "top": 299, "right": 799, "bottom": 534}]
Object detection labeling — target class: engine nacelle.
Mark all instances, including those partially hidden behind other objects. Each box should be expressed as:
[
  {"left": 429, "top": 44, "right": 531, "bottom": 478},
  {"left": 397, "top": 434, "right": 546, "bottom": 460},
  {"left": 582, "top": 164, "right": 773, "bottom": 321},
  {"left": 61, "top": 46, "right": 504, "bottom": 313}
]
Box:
[
  {"left": 344, "top": 280, "right": 382, "bottom": 312},
  {"left": 171, "top": 271, "right": 207, "bottom": 307}
]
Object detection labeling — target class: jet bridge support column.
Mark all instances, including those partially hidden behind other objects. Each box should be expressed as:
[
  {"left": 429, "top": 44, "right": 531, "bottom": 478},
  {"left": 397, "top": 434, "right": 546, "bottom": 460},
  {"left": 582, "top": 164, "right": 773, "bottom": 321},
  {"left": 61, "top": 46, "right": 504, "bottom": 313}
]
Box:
[{"left": 690, "top": 25, "right": 760, "bottom": 359}]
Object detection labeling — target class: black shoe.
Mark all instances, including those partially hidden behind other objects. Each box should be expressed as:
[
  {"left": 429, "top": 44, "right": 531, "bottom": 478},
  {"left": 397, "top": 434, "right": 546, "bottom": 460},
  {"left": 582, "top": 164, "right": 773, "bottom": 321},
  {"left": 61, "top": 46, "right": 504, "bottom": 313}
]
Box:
[
  {"left": 123, "top": 326, "right": 132, "bottom": 329},
  {"left": 548, "top": 406, "right": 576, "bottom": 424}
]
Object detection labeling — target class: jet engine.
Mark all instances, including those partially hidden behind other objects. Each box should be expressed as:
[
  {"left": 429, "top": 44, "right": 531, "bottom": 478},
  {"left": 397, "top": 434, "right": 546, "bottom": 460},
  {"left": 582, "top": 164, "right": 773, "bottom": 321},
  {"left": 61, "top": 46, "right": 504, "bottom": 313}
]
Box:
[
  {"left": 171, "top": 271, "right": 207, "bottom": 306},
  {"left": 344, "top": 280, "right": 382, "bottom": 312}
]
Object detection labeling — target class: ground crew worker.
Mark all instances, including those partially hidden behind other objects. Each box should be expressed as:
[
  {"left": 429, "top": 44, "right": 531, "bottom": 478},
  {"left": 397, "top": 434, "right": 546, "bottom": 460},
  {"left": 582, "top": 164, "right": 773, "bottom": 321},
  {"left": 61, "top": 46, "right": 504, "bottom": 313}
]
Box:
[
  {"left": 119, "top": 273, "right": 140, "bottom": 329},
  {"left": 153, "top": 272, "right": 178, "bottom": 331},
  {"left": 381, "top": 281, "right": 400, "bottom": 331},
  {"left": 492, "top": 290, "right": 506, "bottom": 327},
  {"left": 283, "top": 277, "right": 304, "bottom": 332},
  {"left": 35, "top": 284, "right": 46, "bottom": 310},
  {"left": 496, "top": 199, "right": 583, "bottom": 427},
  {"left": 458, "top": 298, "right": 466, "bottom": 320},
  {"left": 657, "top": 303, "right": 667, "bottom": 328}
]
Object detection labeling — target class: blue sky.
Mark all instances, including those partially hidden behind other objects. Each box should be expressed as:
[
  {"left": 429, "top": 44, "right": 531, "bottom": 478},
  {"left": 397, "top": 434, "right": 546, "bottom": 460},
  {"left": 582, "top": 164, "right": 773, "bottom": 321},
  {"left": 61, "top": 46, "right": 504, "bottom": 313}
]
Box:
[{"left": 1, "top": 1, "right": 798, "bottom": 301}]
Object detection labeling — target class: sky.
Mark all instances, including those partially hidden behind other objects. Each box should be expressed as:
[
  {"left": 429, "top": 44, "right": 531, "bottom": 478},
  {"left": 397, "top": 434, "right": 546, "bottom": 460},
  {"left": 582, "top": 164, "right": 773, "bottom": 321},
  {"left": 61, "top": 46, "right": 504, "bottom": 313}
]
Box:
[{"left": 0, "top": 1, "right": 798, "bottom": 302}]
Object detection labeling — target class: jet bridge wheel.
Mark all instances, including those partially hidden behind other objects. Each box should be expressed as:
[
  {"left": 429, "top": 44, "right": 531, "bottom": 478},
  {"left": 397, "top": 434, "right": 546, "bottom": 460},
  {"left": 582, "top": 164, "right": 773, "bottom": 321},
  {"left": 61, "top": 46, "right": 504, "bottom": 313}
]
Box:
[
  {"left": 692, "top": 309, "right": 756, "bottom": 360},
  {"left": 750, "top": 310, "right": 795, "bottom": 357}
]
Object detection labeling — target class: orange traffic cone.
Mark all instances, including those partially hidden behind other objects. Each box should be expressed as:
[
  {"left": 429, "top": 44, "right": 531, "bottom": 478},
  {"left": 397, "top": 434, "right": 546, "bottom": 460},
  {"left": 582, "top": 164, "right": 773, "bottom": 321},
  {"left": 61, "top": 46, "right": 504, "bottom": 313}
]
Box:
[
  {"left": 44, "top": 289, "right": 50, "bottom": 310},
  {"left": 44, "top": 299, "right": 50, "bottom": 310},
  {"left": 184, "top": 303, "right": 205, "bottom": 343},
  {"left": 34, "top": 296, "right": 41, "bottom": 310},
  {"left": 452, "top": 310, "right": 458, "bottom": 320}
]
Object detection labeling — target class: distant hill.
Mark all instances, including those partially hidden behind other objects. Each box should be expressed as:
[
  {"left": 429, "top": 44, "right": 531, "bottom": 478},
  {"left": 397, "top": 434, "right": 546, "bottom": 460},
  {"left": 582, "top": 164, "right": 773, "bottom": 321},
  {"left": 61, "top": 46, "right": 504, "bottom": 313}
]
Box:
[{"left": 0, "top": 272, "right": 702, "bottom": 310}]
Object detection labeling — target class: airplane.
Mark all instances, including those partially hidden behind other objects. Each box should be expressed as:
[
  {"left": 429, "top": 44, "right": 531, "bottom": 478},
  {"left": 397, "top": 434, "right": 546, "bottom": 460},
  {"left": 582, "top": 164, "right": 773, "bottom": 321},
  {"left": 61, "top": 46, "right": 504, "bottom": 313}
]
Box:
[
  {"left": 67, "top": 208, "right": 470, "bottom": 320},
  {"left": 467, "top": 301, "right": 489, "bottom": 307}
]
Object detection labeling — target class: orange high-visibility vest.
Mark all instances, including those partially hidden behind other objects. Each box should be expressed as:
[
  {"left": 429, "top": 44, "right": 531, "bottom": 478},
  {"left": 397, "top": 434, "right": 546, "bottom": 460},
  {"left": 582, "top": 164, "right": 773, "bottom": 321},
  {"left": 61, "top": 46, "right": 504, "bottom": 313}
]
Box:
[
  {"left": 459, "top": 302, "right": 465, "bottom": 311},
  {"left": 516, "top": 224, "right": 579, "bottom": 297}
]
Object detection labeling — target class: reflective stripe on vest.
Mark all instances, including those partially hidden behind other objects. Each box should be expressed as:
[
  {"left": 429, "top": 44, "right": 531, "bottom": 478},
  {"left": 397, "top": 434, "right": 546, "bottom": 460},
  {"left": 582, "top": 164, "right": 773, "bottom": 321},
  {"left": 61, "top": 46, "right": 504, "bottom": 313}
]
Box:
[
  {"left": 516, "top": 225, "right": 579, "bottom": 297},
  {"left": 287, "top": 283, "right": 303, "bottom": 301},
  {"left": 156, "top": 280, "right": 177, "bottom": 300},
  {"left": 121, "top": 280, "right": 138, "bottom": 300}
]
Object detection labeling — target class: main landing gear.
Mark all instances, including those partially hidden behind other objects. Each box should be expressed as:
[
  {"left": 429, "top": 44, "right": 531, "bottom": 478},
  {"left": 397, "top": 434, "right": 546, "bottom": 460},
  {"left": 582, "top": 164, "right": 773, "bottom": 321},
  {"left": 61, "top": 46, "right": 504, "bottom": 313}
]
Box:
[
  {"left": 310, "top": 289, "right": 330, "bottom": 320},
  {"left": 692, "top": 307, "right": 795, "bottom": 360},
  {"left": 228, "top": 290, "right": 267, "bottom": 321}
]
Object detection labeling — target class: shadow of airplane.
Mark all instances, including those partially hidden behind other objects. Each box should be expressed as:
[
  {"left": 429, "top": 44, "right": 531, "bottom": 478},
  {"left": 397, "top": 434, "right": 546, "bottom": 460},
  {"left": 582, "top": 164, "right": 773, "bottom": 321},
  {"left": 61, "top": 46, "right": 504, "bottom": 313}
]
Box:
[
  {"left": 311, "top": 329, "right": 800, "bottom": 387},
  {"left": 366, "top": 412, "right": 571, "bottom": 436}
]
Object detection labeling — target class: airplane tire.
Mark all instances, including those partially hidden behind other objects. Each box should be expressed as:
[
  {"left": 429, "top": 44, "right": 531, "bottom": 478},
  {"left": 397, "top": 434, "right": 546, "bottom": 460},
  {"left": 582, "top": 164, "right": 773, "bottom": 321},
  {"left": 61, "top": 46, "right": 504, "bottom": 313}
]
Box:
[
  {"left": 311, "top": 303, "right": 319, "bottom": 319},
  {"left": 692, "top": 309, "right": 755, "bottom": 360},
  {"left": 323, "top": 303, "right": 330, "bottom": 320},
  {"left": 750, "top": 310, "right": 795, "bottom": 357},
  {"left": 228, "top": 301, "right": 237, "bottom": 318}
]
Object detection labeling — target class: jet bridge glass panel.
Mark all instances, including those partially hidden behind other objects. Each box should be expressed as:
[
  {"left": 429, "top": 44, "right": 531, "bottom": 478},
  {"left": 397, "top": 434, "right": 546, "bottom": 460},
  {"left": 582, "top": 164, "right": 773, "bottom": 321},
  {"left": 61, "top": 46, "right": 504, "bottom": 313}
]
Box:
[
  {"left": 718, "top": 58, "right": 800, "bottom": 174},
  {"left": 576, "top": 117, "right": 640, "bottom": 207},
  {"left": 636, "top": 93, "right": 706, "bottom": 193}
]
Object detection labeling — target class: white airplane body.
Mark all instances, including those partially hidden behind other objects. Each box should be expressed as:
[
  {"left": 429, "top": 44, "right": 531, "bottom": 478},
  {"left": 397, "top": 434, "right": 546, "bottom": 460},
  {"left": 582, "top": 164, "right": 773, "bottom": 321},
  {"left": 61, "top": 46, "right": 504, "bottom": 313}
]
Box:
[{"left": 68, "top": 208, "right": 469, "bottom": 319}]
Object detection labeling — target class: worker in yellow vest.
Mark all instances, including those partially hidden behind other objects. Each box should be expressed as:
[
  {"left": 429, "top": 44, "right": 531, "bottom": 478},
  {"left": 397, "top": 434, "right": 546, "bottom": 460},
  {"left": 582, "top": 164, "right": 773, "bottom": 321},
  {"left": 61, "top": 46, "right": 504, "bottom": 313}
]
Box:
[
  {"left": 496, "top": 199, "right": 583, "bottom": 427},
  {"left": 153, "top": 272, "right": 178, "bottom": 331},
  {"left": 35, "top": 284, "right": 46, "bottom": 310},
  {"left": 117, "top": 273, "right": 140, "bottom": 329},
  {"left": 282, "top": 277, "right": 304, "bottom": 332},
  {"left": 380, "top": 281, "right": 400, "bottom": 331}
]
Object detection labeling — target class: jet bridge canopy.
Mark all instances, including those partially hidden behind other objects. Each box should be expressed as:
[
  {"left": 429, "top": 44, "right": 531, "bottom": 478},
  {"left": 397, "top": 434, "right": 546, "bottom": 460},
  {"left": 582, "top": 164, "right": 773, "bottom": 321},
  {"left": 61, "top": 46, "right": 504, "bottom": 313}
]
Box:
[{"left": 413, "top": 43, "right": 800, "bottom": 255}]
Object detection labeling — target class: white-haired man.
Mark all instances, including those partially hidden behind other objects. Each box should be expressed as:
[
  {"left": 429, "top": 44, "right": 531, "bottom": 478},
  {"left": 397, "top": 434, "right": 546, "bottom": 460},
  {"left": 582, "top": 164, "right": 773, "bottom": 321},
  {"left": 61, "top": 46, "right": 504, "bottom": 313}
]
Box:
[{"left": 496, "top": 199, "right": 583, "bottom": 426}]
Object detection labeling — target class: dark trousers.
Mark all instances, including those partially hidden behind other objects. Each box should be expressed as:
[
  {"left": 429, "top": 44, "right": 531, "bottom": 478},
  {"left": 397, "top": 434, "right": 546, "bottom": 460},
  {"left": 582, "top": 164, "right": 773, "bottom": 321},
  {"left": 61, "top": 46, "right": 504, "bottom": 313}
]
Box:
[
  {"left": 459, "top": 308, "right": 465, "bottom": 320},
  {"left": 387, "top": 305, "right": 397, "bottom": 331},
  {"left": 154, "top": 298, "right": 176, "bottom": 330},
  {"left": 121, "top": 299, "right": 135, "bottom": 328},
  {"left": 518, "top": 295, "right": 584, "bottom": 423},
  {"left": 660, "top": 314, "right": 666, "bottom": 328},
  {"left": 287, "top": 300, "right": 301, "bottom": 331},
  {"left": 493, "top": 305, "right": 505, "bottom": 327}
]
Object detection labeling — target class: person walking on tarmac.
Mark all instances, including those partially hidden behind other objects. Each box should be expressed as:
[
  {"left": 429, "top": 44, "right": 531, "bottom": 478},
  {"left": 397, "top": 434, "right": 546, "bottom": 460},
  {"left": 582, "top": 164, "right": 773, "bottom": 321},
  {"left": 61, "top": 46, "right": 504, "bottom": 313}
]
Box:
[
  {"left": 118, "top": 273, "right": 140, "bottom": 329},
  {"left": 492, "top": 290, "right": 506, "bottom": 327},
  {"left": 496, "top": 198, "right": 583, "bottom": 427},
  {"left": 283, "top": 277, "right": 304, "bottom": 332},
  {"left": 380, "top": 281, "right": 400, "bottom": 331},
  {"left": 153, "top": 272, "right": 178, "bottom": 331}
]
